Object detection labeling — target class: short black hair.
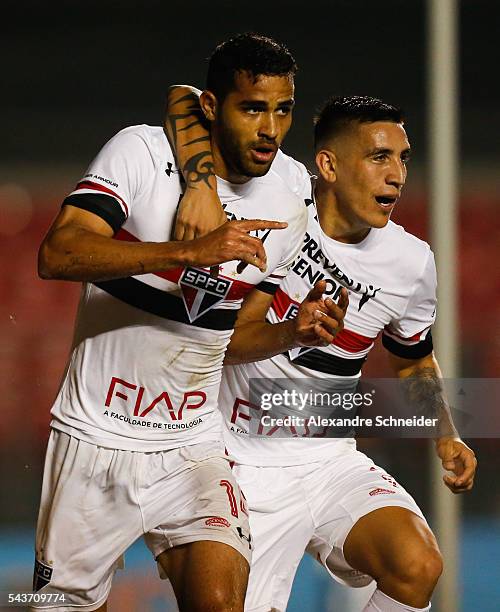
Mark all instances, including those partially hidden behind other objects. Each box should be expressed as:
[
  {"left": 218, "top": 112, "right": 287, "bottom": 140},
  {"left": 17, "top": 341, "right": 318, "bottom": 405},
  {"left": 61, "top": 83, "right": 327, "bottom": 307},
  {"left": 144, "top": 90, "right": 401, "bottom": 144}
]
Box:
[
  {"left": 314, "top": 96, "right": 404, "bottom": 149},
  {"left": 206, "top": 32, "right": 297, "bottom": 99}
]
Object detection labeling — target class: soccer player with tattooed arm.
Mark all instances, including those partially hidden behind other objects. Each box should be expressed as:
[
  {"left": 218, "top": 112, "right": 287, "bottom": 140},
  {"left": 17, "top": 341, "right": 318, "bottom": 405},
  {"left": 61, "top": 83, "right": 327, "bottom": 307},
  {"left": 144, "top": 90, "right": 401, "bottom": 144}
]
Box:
[
  {"left": 166, "top": 83, "right": 477, "bottom": 611},
  {"left": 31, "top": 34, "right": 345, "bottom": 612}
]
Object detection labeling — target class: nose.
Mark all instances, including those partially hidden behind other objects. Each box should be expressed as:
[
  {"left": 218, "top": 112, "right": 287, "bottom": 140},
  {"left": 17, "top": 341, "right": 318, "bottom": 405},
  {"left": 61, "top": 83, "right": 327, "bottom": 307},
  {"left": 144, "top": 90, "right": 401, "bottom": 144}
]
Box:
[
  {"left": 258, "top": 113, "right": 278, "bottom": 141},
  {"left": 387, "top": 159, "right": 406, "bottom": 190}
]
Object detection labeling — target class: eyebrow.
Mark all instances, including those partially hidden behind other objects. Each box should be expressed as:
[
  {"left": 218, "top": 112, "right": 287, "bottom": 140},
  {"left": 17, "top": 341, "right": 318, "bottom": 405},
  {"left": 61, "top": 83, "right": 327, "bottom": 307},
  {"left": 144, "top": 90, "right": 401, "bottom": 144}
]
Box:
[
  {"left": 239, "top": 100, "right": 268, "bottom": 109},
  {"left": 369, "top": 146, "right": 412, "bottom": 157},
  {"left": 239, "top": 98, "right": 295, "bottom": 109},
  {"left": 278, "top": 98, "right": 295, "bottom": 108}
]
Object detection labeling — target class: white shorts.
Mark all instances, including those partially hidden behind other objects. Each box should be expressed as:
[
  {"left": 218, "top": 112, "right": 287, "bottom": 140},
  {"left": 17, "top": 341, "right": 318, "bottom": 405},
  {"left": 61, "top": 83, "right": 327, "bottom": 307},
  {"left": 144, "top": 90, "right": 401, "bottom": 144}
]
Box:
[
  {"left": 234, "top": 449, "right": 425, "bottom": 612},
  {"left": 32, "top": 429, "right": 251, "bottom": 611}
]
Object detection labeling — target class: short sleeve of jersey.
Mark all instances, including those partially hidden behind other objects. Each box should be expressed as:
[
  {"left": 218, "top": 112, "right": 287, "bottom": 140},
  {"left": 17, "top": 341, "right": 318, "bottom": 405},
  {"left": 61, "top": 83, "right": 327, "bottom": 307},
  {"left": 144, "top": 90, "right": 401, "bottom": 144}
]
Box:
[
  {"left": 382, "top": 249, "right": 437, "bottom": 359},
  {"left": 62, "top": 126, "right": 154, "bottom": 233}
]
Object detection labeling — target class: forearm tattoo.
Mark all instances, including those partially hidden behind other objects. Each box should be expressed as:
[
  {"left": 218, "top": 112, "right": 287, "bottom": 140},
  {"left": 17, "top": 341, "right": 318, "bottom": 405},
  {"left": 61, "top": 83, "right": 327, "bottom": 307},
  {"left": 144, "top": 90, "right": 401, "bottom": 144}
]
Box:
[
  {"left": 166, "top": 92, "right": 215, "bottom": 190},
  {"left": 181, "top": 151, "right": 215, "bottom": 190},
  {"left": 401, "top": 367, "right": 458, "bottom": 437}
]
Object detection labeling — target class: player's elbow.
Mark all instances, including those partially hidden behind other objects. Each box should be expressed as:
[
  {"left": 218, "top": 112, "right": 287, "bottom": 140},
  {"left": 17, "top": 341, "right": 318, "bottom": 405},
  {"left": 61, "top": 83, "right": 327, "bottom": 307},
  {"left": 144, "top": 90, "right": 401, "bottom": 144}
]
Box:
[
  {"left": 224, "top": 341, "right": 252, "bottom": 365},
  {"left": 223, "top": 355, "right": 240, "bottom": 366},
  {"left": 38, "top": 234, "right": 69, "bottom": 280},
  {"left": 38, "top": 239, "right": 57, "bottom": 279},
  {"left": 223, "top": 348, "right": 241, "bottom": 366}
]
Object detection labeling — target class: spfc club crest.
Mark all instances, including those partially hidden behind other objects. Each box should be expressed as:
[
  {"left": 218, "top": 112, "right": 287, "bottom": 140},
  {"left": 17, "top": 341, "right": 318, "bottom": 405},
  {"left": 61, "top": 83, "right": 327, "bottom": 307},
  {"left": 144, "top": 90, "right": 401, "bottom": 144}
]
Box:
[
  {"left": 33, "top": 558, "right": 53, "bottom": 591},
  {"left": 180, "top": 267, "right": 232, "bottom": 322}
]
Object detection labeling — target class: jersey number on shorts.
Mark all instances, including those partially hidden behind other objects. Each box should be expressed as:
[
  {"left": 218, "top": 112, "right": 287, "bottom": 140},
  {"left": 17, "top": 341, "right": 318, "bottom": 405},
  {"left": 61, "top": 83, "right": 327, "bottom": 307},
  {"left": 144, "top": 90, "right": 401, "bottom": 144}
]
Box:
[{"left": 219, "top": 480, "right": 239, "bottom": 518}]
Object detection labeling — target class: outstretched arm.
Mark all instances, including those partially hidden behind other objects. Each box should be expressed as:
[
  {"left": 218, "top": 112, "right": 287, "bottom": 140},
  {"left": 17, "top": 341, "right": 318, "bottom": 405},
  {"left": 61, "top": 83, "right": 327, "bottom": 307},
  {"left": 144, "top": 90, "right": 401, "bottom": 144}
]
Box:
[
  {"left": 165, "top": 85, "right": 226, "bottom": 240},
  {"left": 389, "top": 352, "right": 477, "bottom": 493},
  {"left": 225, "top": 280, "right": 348, "bottom": 365},
  {"left": 39, "top": 205, "right": 287, "bottom": 282}
]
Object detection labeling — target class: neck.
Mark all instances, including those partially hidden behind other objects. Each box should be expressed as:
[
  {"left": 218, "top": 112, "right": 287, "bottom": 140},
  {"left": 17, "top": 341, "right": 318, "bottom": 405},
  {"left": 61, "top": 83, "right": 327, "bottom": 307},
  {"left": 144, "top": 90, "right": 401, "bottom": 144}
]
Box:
[
  {"left": 212, "top": 136, "right": 250, "bottom": 185},
  {"left": 315, "top": 180, "right": 370, "bottom": 244}
]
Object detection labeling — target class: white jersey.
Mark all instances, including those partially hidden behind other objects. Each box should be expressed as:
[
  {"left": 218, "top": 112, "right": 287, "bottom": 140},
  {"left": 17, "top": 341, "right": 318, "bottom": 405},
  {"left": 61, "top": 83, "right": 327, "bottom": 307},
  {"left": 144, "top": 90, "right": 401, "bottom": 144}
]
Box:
[
  {"left": 220, "top": 151, "right": 437, "bottom": 466},
  {"left": 50, "top": 127, "right": 307, "bottom": 451}
]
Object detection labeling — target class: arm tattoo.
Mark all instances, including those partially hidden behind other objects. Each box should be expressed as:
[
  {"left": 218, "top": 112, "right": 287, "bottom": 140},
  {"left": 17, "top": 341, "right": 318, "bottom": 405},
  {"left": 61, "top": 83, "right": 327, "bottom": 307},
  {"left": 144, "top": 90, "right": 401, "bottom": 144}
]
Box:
[
  {"left": 179, "top": 120, "right": 204, "bottom": 132},
  {"left": 166, "top": 91, "right": 215, "bottom": 190},
  {"left": 166, "top": 106, "right": 204, "bottom": 149},
  {"left": 401, "top": 366, "right": 458, "bottom": 438},
  {"left": 183, "top": 151, "right": 215, "bottom": 190},
  {"left": 183, "top": 136, "right": 211, "bottom": 147},
  {"left": 171, "top": 92, "right": 200, "bottom": 106}
]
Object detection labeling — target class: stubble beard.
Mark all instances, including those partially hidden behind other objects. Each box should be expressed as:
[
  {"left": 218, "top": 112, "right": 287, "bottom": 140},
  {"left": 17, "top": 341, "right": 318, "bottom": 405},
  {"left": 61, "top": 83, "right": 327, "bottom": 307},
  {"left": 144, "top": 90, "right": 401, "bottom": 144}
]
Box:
[{"left": 218, "top": 127, "right": 272, "bottom": 180}]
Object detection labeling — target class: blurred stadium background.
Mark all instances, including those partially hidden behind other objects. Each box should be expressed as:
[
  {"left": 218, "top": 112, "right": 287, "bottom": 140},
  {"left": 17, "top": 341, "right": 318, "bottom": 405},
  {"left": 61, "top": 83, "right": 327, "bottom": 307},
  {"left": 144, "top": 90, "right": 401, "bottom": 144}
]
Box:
[{"left": 1, "top": 1, "right": 498, "bottom": 610}]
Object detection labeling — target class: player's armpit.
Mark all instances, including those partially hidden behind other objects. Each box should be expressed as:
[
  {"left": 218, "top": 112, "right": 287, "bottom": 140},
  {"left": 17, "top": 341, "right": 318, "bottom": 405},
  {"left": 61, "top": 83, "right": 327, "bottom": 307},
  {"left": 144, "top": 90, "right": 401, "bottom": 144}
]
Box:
[{"left": 165, "top": 85, "right": 225, "bottom": 241}]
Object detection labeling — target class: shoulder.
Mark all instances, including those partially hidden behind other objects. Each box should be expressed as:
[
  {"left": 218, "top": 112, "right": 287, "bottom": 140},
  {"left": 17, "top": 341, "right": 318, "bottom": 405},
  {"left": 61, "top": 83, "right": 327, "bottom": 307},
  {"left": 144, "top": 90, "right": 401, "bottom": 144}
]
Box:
[
  {"left": 108, "top": 124, "right": 155, "bottom": 144},
  {"left": 104, "top": 125, "right": 172, "bottom": 163},
  {"left": 383, "top": 221, "right": 433, "bottom": 275},
  {"left": 271, "top": 149, "right": 310, "bottom": 181},
  {"left": 273, "top": 183, "right": 307, "bottom": 227},
  {"left": 251, "top": 166, "right": 307, "bottom": 223},
  {"left": 269, "top": 149, "right": 312, "bottom": 199}
]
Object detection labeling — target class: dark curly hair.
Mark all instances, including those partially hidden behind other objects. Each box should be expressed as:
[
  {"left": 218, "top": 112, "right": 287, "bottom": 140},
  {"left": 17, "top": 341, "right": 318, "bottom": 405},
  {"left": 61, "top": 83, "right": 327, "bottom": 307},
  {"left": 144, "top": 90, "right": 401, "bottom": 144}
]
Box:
[
  {"left": 206, "top": 32, "right": 297, "bottom": 99},
  {"left": 314, "top": 95, "right": 404, "bottom": 149}
]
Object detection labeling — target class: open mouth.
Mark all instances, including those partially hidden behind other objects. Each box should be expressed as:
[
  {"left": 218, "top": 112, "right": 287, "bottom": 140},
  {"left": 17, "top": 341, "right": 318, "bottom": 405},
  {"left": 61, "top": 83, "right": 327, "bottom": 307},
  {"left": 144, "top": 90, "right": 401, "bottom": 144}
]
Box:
[
  {"left": 251, "top": 145, "right": 276, "bottom": 163},
  {"left": 375, "top": 195, "right": 398, "bottom": 208}
]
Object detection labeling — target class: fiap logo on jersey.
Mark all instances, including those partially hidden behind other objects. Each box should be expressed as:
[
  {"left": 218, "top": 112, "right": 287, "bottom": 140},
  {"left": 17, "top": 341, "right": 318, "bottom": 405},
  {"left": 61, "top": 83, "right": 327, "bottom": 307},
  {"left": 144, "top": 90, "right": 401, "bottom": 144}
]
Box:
[{"left": 180, "top": 267, "right": 232, "bottom": 322}]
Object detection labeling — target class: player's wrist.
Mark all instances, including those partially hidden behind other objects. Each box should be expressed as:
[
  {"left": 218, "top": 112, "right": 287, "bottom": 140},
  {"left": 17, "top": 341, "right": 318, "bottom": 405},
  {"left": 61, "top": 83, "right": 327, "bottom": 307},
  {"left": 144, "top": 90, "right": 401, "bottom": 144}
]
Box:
[
  {"left": 280, "top": 319, "right": 301, "bottom": 350},
  {"left": 184, "top": 176, "right": 218, "bottom": 194},
  {"left": 165, "top": 239, "right": 196, "bottom": 268},
  {"left": 435, "top": 434, "right": 462, "bottom": 447}
]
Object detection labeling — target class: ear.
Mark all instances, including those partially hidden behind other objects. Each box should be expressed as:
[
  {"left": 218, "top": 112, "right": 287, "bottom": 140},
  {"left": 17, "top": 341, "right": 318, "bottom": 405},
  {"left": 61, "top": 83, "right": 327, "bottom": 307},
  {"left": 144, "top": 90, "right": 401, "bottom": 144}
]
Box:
[
  {"left": 315, "top": 149, "right": 337, "bottom": 183},
  {"left": 200, "top": 90, "right": 217, "bottom": 122}
]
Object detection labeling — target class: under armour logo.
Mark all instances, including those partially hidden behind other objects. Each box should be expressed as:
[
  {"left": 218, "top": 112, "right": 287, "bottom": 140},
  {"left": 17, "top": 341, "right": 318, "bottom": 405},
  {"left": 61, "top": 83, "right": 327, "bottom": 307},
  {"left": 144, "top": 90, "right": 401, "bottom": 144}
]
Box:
[{"left": 165, "top": 162, "right": 179, "bottom": 177}]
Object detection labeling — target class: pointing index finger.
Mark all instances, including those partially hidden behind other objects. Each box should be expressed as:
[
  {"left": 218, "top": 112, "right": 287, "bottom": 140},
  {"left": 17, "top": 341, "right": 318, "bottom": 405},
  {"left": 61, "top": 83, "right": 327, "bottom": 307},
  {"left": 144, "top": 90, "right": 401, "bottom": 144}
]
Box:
[{"left": 237, "top": 219, "right": 288, "bottom": 232}]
